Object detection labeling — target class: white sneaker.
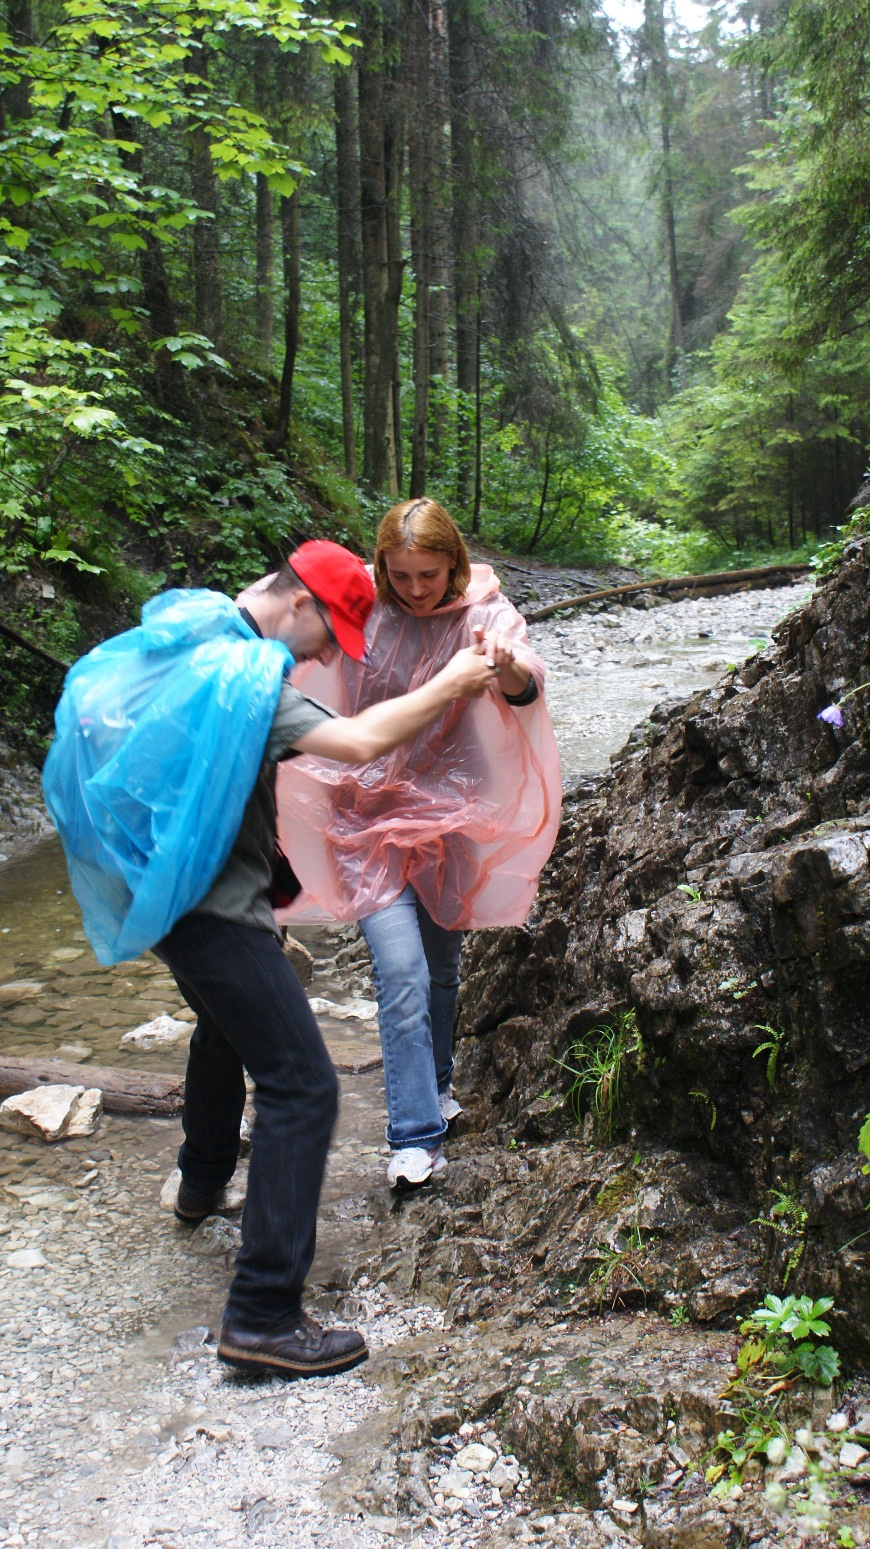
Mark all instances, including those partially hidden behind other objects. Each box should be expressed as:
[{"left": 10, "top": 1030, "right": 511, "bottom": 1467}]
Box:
[
  {"left": 387, "top": 1146, "right": 448, "bottom": 1189},
  {"left": 439, "top": 1089, "right": 463, "bottom": 1124}
]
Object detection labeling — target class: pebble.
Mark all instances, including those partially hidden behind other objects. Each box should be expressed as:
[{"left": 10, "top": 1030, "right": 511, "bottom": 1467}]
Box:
[{"left": 840, "top": 1441, "right": 869, "bottom": 1468}]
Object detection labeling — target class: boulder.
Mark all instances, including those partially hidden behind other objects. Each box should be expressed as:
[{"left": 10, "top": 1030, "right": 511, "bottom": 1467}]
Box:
[
  {"left": 0, "top": 1083, "right": 102, "bottom": 1141},
  {"left": 455, "top": 537, "right": 870, "bottom": 1360}
]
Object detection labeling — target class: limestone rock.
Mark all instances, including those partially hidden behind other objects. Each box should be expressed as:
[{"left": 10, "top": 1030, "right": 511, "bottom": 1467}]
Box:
[
  {"left": 283, "top": 934, "right": 314, "bottom": 984},
  {"left": 307, "top": 995, "right": 379, "bottom": 1023},
  {"left": 5, "top": 1248, "right": 48, "bottom": 1269},
  {"left": 455, "top": 537, "right": 870, "bottom": 1362},
  {"left": 188, "top": 1217, "right": 241, "bottom": 1256},
  {"left": 0, "top": 1083, "right": 102, "bottom": 1142},
  {"left": 454, "top": 1443, "right": 497, "bottom": 1474},
  {"left": 0, "top": 979, "right": 43, "bottom": 1004},
  {"left": 120, "top": 1014, "right": 190, "bottom": 1050},
  {"left": 839, "top": 1441, "right": 869, "bottom": 1469}
]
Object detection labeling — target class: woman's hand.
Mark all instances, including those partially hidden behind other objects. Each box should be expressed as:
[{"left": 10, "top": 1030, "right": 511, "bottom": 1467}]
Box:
[
  {"left": 437, "top": 644, "right": 500, "bottom": 699},
  {"left": 472, "top": 626, "right": 532, "bottom": 697}
]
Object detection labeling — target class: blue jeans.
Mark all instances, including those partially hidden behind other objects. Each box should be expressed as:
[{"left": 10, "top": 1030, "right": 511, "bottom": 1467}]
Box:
[
  {"left": 359, "top": 884, "right": 464, "bottom": 1151},
  {"left": 155, "top": 913, "right": 338, "bottom": 1330}
]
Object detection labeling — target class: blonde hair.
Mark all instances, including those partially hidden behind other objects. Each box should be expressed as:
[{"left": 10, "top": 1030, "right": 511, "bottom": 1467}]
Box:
[{"left": 373, "top": 498, "right": 471, "bottom": 606}]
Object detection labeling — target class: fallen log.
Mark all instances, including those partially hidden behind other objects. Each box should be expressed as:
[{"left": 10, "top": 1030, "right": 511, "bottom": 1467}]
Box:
[
  {"left": 0, "top": 1057, "right": 184, "bottom": 1117},
  {"left": 0, "top": 620, "right": 71, "bottom": 673},
  {"left": 524, "top": 562, "right": 810, "bottom": 623}
]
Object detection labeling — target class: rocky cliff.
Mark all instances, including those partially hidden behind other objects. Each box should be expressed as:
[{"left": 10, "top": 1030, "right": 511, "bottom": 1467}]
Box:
[{"left": 455, "top": 536, "right": 870, "bottom": 1361}]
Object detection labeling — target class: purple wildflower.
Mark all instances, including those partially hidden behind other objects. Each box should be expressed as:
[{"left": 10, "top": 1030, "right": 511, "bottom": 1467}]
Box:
[{"left": 817, "top": 704, "right": 844, "bottom": 728}]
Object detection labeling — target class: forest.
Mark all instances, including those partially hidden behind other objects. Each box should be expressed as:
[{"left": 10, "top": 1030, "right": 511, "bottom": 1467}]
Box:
[{"left": 1, "top": 0, "right": 869, "bottom": 653}]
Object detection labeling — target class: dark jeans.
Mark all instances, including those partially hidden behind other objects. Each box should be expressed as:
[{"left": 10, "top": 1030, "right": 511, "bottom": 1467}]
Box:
[{"left": 155, "top": 913, "right": 338, "bottom": 1330}]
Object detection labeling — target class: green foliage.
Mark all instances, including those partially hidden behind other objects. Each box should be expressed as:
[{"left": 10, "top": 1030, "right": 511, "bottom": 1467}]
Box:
[
  {"left": 733, "top": 0, "right": 870, "bottom": 342},
  {"left": 703, "top": 1295, "right": 841, "bottom": 1510},
  {"left": 860, "top": 1115, "right": 870, "bottom": 1199},
  {"left": 558, "top": 1009, "right": 641, "bottom": 1140},
  {"left": 753, "top": 1188, "right": 808, "bottom": 1290},
  {"left": 752, "top": 1024, "right": 786, "bottom": 1094},
  {"left": 740, "top": 1294, "right": 840, "bottom": 1386}
]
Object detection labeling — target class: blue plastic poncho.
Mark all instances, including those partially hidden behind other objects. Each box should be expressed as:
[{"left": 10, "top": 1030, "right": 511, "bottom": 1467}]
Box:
[{"left": 42, "top": 589, "right": 293, "bottom": 965}]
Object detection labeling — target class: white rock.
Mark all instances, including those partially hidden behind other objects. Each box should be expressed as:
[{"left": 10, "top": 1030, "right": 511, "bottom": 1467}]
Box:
[
  {"left": 0, "top": 979, "right": 43, "bottom": 1003},
  {"left": 307, "top": 996, "right": 379, "bottom": 1023},
  {"left": 454, "top": 1443, "right": 497, "bottom": 1475},
  {"left": 490, "top": 1459, "right": 521, "bottom": 1491},
  {"left": 120, "top": 1015, "right": 190, "bottom": 1050},
  {"left": 0, "top": 1084, "right": 102, "bottom": 1142},
  {"left": 826, "top": 1411, "right": 851, "bottom": 1433},
  {"left": 6, "top": 1249, "right": 47, "bottom": 1269},
  {"left": 438, "top": 1467, "right": 473, "bottom": 1497},
  {"left": 612, "top": 1499, "right": 639, "bottom": 1514},
  {"left": 839, "top": 1442, "right": 869, "bottom": 1469},
  {"left": 54, "top": 1042, "right": 92, "bottom": 1062}
]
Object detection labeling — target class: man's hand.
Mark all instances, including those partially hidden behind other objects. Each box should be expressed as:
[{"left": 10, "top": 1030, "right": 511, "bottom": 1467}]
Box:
[
  {"left": 472, "top": 625, "right": 531, "bottom": 698},
  {"left": 436, "top": 643, "right": 499, "bottom": 699}
]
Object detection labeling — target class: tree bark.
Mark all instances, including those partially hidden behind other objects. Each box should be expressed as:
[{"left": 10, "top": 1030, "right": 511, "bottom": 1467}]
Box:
[
  {"left": 110, "top": 111, "right": 191, "bottom": 418},
  {"left": 335, "top": 67, "right": 361, "bottom": 480},
  {"left": 255, "top": 173, "right": 275, "bottom": 366},
  {"left": 642, "top": 0, "right": 683, "bottom": 385},
  {"left": 358, "top": 1, "right": 404, "bottom": 494},
  {"left": 449, "top": 0, "right": 479, "bottom": 513},
  {"left": 408, "top": 0, "right": 431, "bottom": 496},
  {"left": 188, "top": 44, "right": 223, "bottom": 350},
  {"left": 428, "top": 0, "right": 451, "bottom": 467},
  {"left": 265, "top": 187, "right": 301, "bottom": 452},
  {"left": 1, "top": 0, "right": 32, "bottom": 126}
]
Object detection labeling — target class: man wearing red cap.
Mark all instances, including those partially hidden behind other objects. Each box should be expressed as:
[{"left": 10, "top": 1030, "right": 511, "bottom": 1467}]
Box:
[{"left": 154, "top": 540, "right": 502, "bottom": 1379}]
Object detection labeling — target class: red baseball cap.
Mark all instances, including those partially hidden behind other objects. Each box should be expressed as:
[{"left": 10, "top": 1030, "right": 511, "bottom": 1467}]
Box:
[{"left": 289, "top": 540, "right": 374, "bottom": 661}]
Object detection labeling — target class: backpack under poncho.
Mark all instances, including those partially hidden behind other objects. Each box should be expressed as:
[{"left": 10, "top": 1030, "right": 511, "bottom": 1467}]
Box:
[{"left": 42, "top": 589, "right": 292, "bottom": 965}]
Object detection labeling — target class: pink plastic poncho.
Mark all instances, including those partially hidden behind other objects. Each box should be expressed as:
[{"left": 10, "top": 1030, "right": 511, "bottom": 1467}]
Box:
[{"left": 268, "top": 565, "right": 562, "bottom": 929}]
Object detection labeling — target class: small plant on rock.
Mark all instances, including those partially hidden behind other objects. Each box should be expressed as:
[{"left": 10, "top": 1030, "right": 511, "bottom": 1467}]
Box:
[
  {"left": 752, "top": 1024, "right": 786, "bottom": 1092},
  {"left": 703, "top": 1294, "right": 841, "bottom": 1504},
  {"left": 752, "top": 1188, "right": 808, "bottom": 1288},
  {"left": 557, "top": 1009, "right": 641, "bottom": 1139},
  {"left": 741, "top": 1293, "right": 840, "bottom": 1386}
]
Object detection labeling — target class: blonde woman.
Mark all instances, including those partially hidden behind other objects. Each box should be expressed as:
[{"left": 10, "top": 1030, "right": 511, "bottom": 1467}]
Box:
[{"left": 276, "top": 500, "right": 562, "bottom": 1188}]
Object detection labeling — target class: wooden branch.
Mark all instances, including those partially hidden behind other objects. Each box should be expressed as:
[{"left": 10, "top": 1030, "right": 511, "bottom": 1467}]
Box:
[
  {"left": 0, "top": 1057, "right": 183, "bottom": 1117},
  {"left": 524, "top": 563, "right": 810, "bottom": 623},
  {"left": 0, "top": 620, "right": 71, "bottom": 673}
]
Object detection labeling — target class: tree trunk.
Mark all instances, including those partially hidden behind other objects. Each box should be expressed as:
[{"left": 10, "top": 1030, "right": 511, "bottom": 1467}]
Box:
[
  {"left": 265, "top": 187, "right": 301, "bottom": 453},
  {"left": 428, "top": 0, "right": 451, "bottom": 467},
  {"left": 449, "top": 0, "right": 479, "bottom": 513},
  {"left": 110, "top": 111, "right": 191, "bottom": 418},
  {"left": 255, "top": 173, "right": 274, "bottom": 366},
  {"left": 335, "top": 68, "right": 361, "bottom": 480},
  {"left": 1, "top": 0, "right": 32, "bottom": 125},
  {"left": 188, "top": 45, "right": 223, "bottom": 350},
  {"left": 642, "top": 0, "right": 683, "bottom": 386},
  {"left": 408, "top": 0, "right": 431, "bottom": 496},
  {"left": 358, "top": 2, "right": 404, "bottom": 494}
]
